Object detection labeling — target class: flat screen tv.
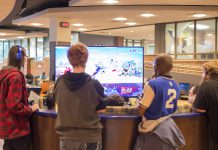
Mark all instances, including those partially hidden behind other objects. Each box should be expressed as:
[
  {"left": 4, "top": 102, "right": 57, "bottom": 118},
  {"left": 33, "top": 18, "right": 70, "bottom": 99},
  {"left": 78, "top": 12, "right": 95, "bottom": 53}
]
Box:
[
  {"left": 179, "top": 83, "right": 190, "bottom": 96},
  {"left": 55, "top": 46, "right": 144, "bottom": 98}
]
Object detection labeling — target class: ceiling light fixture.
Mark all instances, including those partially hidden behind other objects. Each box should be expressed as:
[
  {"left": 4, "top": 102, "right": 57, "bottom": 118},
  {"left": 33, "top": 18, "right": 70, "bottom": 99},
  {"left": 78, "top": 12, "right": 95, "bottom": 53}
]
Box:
[
  {"left": 77, "top": 28, "right": 87, "bottom": 31},
  {"left": 114, "top": 17, "right": 127, "bottom": 21},
  {"left": 0, "top": 33, "right": 6, "bottom": 36},
  {"left": 102, "top": 0, "right": 118, "bottom": 4},
  {"left": 31, "top": 23, "right": 42, "bottom": 26},
  {"left": 193, "top": 14, "right": 207, "bottom": 18},
  {"left": 130, "top": 31, "right": 134, "bottom": 33},
  {"left": 72, "top": 23, "right": 83, "bottom": 27},
  {"left": 0, "top": 39, "right": 6, "bottom": 41},
  {"left": 108, "top": 33, "right": 112, "bottom": 35},
  {"left": 141, "top": 13, "right": 154, "bottom": 17},
  {"left": 125, "top": 22, "right": 137, "bottom": 26}
]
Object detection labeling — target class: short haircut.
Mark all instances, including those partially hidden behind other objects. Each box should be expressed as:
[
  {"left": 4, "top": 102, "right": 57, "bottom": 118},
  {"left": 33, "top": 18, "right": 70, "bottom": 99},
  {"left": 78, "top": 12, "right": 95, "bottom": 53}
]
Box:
[
  {"left": 203, "top": 61, "right": 218, "bottom": 79},
  {"left": 67, "top": 43, "right": 88, "bottom": 68},
  {"left": 8, "top": 45, "right": 26, "bottom": 70},
  {"left": 155, "top": 54, "right": 173, "bottom": 71}
]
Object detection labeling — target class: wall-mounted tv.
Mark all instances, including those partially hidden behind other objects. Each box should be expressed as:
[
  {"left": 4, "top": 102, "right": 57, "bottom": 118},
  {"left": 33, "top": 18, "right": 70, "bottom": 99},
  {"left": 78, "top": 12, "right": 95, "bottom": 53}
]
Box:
[{"left": 55, "top": 46, "right": 144, "bottom": 98}]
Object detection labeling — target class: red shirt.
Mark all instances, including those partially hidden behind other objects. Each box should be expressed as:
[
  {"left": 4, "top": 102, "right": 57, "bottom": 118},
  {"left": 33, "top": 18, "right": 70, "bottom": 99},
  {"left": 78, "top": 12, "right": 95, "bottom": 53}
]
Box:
[{"left": 0, "top": 67, "right": 32, "bottom": 139}]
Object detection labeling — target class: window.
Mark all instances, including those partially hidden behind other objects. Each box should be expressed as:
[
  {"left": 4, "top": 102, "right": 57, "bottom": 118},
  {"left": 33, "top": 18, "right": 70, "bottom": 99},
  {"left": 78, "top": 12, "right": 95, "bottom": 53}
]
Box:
[
  {"left": 165, "top": 23, "right": 175, "bottom": 54},
  {"left": 176, "top": 22, "right": 194, "bottom": 54},
  {"left": 196, "top": 19, "right": 215, "bottom": 54},
  {"left": 9, "top": 40, "right": 14, "bottom": 49},
  {"left": 30, "top": 38, "right": 36, "bottom": 58},
  {"left": 21, "top": 39, "right": 29, "bottom": 56},
  {"left": 0, "top": 41, "right": 3, "bottom": 63},
  {"left": 43, "top": 37, "right": 49, "bottom": 58},
  {"left": 36, "top": 37, "right": 43, "bottom": 61},
  {"left": 3, "top": 41, "right": 9, "bottom": 58}
]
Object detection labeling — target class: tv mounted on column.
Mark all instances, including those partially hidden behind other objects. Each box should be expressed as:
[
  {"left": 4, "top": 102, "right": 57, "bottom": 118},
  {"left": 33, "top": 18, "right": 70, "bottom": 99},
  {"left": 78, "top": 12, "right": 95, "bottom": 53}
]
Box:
[{"left": 55, "top": 46, "right": 144, "bottom": 98}]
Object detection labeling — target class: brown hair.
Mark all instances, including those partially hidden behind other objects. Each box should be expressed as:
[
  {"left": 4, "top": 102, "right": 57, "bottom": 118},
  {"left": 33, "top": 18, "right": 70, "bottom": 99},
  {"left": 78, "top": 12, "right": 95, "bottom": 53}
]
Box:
[
  {"left": 8, "top": 45, "right": 26, "bottom": 70},
  {"left": 67, "top": 43, "right": 88, "bottom": 68},
  {"left": 203, "top": 61, "right": 218, "bottom": 79}
]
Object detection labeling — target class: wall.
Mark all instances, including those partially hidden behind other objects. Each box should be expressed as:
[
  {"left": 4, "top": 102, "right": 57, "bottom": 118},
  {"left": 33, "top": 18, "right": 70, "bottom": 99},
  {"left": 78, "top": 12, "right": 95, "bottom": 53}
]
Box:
[
  {"left": 29, "top": 57, "right": 50, "bottom": 77},
  {"left": 144, "top": 68, "right": 202, "bottom": 85},
  {"left": 79, "top": 33, "right": 124, "bottom": 46}
]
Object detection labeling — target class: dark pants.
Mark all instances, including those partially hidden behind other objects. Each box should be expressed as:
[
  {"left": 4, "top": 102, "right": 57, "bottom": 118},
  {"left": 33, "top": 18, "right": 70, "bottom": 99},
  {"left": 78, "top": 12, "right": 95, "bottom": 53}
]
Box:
[
  {"left": 3, "top": 134, "right": 31, "bottom": 150},
  {"left": 60, "top": 139, "right": 102, "bottom": 150},
  {"left": 209, "top": 136, "right": 218, "bottom": 150}
]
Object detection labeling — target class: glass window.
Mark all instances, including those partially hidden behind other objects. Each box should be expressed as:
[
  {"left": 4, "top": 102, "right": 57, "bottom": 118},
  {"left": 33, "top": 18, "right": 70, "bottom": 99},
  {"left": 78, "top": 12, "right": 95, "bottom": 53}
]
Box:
[
  {"left": 176, "top": 54, "right": 194, "bottom": 60},
  {"left": 14, "top": 39, "right": 21, "bottom": 46},
  {"left": 36, "top": 37, "right": 43, "bottom": 61},
  {"left": 127, "top": 40, "right": 133, "bottom": 46},
  {"left": 196, "top": 19, "right": 216, "bottom": 53},
  {"left": 176, "top": 22, "right": 194, "bottom": 54},
  {"left": 165, "top": 23, "right": 175, "bottom": 54},
  {"left": 71, "top": 33, "right": 79, "bottom": 44},
  {"left": 9, "top": 40, "right": 14, "bottom": 49},
  {"left": 43, "top": 37, "right": 49, "bottom": 58},
  {"left": 3, "top": 41, "right": 9, "bottom": 58},
  {"left": 196, "top": 53, "right": 215, "bottom": 60},
  {"left": 30, "top": 38, "right": 36, "bottom": 58},
  {"left": 0, "top": 41, "right": 3, "bottom": 63},
  {"left": 21, "top": 39, "right": 29, "bottom": 56}
]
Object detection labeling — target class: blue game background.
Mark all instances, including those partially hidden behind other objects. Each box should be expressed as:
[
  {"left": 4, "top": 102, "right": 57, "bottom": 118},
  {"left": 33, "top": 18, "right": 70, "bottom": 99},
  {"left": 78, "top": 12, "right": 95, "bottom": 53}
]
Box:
[{"left": 55, "top": 46, "right": 144, "bottom": 97}]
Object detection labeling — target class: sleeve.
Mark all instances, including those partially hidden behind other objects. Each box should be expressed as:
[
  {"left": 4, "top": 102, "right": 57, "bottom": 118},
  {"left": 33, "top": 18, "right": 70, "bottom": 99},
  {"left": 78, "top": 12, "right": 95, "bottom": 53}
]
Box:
[
  {"left": 91, "top": 79, "right": 107, "bottom": 110},
  {"left": 193, "top": 85, "right": 208, "bottom": 111},
  {"left": 138, "top": 81, "right": 155, "bottom": 109},
  {"left": 6, "top": 75, "right": 32, "bottom": 116}
]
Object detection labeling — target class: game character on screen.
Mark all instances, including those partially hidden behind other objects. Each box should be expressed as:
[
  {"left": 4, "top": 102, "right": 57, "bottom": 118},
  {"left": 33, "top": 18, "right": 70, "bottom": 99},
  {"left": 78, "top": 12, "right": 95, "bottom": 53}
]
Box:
[{"left": 134, "top": 54, "right": 185, "bottom": 150}]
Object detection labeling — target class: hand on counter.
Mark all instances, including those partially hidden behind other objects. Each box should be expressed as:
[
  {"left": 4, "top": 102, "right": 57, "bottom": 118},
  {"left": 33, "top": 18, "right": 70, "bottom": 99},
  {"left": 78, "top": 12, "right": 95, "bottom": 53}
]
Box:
[{"left": 31, "top": 104, "right": 39, "bottom": 112}]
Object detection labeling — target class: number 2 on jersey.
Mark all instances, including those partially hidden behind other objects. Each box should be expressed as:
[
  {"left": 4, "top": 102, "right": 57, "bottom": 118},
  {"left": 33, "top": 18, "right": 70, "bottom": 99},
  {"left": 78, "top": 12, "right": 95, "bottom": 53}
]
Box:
[{"left": 166, "top": 89, "right": 177, "bottom": 108}]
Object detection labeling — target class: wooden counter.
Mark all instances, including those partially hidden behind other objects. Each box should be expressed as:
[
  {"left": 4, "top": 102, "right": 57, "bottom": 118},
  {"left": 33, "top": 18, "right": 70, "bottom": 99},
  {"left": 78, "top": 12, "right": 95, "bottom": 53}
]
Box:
[{"left": 30, "top": 110, "right": 208, "bottom": 150}]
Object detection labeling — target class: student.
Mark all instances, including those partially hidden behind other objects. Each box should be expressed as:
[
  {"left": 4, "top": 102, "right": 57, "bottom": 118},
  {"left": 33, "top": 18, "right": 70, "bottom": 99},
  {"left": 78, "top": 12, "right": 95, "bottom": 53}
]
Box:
[
  {"left": 0, "top": 45, "right": 39, "bottom": 150},
  {"left": 25, "top": 73, "right": 34, "bottom": 85},
  {"left": 193, "top": 61, "right": 218, "bottom": 150},
  {"left": 53, "top": 43, "right": 106, "bottom": 150},
  {"left": 134, "top": 54, "right": 185, "bottom": 150},
  {"left": 188, "top": 85, "right": 200, "bottom": 104}
]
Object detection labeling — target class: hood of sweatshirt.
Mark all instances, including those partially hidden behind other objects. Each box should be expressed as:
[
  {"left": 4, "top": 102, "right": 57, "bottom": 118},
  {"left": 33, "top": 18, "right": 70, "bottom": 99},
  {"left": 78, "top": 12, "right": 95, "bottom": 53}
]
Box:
[
  {"left": 61, "top": 71, "right": 91, "bottom": 91},
  {"left": 0, "top": 66, "right": 21, "bottom": 83}
]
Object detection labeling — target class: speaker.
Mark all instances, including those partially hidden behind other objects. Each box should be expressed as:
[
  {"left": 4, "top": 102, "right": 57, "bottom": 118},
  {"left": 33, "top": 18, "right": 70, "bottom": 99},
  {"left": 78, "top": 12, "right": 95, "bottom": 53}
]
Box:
[{"left": 16, "top": 45, "right": 22, "bottom": 61}]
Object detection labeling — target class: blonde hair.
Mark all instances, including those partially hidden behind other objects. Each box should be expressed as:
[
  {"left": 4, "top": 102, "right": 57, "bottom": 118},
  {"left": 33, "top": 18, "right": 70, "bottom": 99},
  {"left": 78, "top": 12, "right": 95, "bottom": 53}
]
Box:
[
  {"left": 67, "top": 43, "right": 88, "bottom": 68},
  {"left": 203, "top": 61, "right": 218, "bottom": 79}
]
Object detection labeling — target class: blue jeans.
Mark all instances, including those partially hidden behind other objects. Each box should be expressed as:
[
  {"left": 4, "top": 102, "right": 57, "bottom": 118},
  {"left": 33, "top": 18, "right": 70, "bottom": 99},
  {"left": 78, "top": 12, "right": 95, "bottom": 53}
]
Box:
[{"left": 60, "top": 139, "right": 102, "bottom": 150}]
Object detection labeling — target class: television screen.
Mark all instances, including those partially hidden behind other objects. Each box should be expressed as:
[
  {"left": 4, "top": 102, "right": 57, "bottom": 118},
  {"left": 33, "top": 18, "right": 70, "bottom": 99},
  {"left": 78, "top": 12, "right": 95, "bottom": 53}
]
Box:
[
  {"left": 179, "top": 83, "right": 190, "bottom": 95},
  {"left": 55, "top": 46, "right": 144, "bottom": 97}
]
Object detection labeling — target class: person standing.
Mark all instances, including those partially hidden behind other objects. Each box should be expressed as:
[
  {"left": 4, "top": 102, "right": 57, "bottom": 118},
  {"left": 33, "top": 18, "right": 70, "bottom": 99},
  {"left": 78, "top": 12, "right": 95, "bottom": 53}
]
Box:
[
  {"left": 135, "top": 54, "right": 185, "bottom": 150},
  {"left": 0, "top": 45, "right": 39, "bottom": 150},
  {"left": 53, "top": 43, "right": 106, "bottom": 150},
  {"left": 193, "top": 61, "right": 218, "bottom": 150}
]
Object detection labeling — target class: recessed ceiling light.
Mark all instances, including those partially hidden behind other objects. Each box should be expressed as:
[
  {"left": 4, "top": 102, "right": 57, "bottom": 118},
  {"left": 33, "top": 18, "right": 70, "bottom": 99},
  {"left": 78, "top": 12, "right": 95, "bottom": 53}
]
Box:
[
  {"left": 108, "top": 33, "right": 112, "bottom": 35},
  {"left": 0, "top": 39, "right": 6, "bottom": 41},
  {"left": 102, "top": 0, "right": 118, "bottom": 4},
  {"left": 31, "top": 23, "right": 42, "bottom": 26},
  {"left": 193, "top": 14, "right": 207, "bottom": 18},
  {"left": 130, "top": 31, "right": 134, "bottom": 33},
  {"left": 0, "top": 33, "right": 6, "bottom": 36},
  {"left": 188, "top": 24, "right": 209, "bottom": 30},
  {"left": 114, "top": 17, "right": 127, "bottom": 21},
  {"left": 77, "top": 28, "right": 87, "bottom": 31},
  {"left": 72, "top": 23, "right": 83, "bottom": 27},
  {"left": 141, "top": 13, "right": 154, "bottom": 17},
  {"left": 17, "top": 36, "right": 25, "bottom": 39},
  {"left": 206, "top": 33, "right": 213, "bottom": 36},
  {"left": 125, "top": 22, "right": 137, "bottom": 26}
]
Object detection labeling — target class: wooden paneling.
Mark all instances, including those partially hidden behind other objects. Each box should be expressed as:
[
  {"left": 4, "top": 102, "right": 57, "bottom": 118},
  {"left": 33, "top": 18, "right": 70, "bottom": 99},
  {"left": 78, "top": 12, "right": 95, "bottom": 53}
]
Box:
[{"left": 30, "top": 114, "right": 208, "bottom": 150}]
